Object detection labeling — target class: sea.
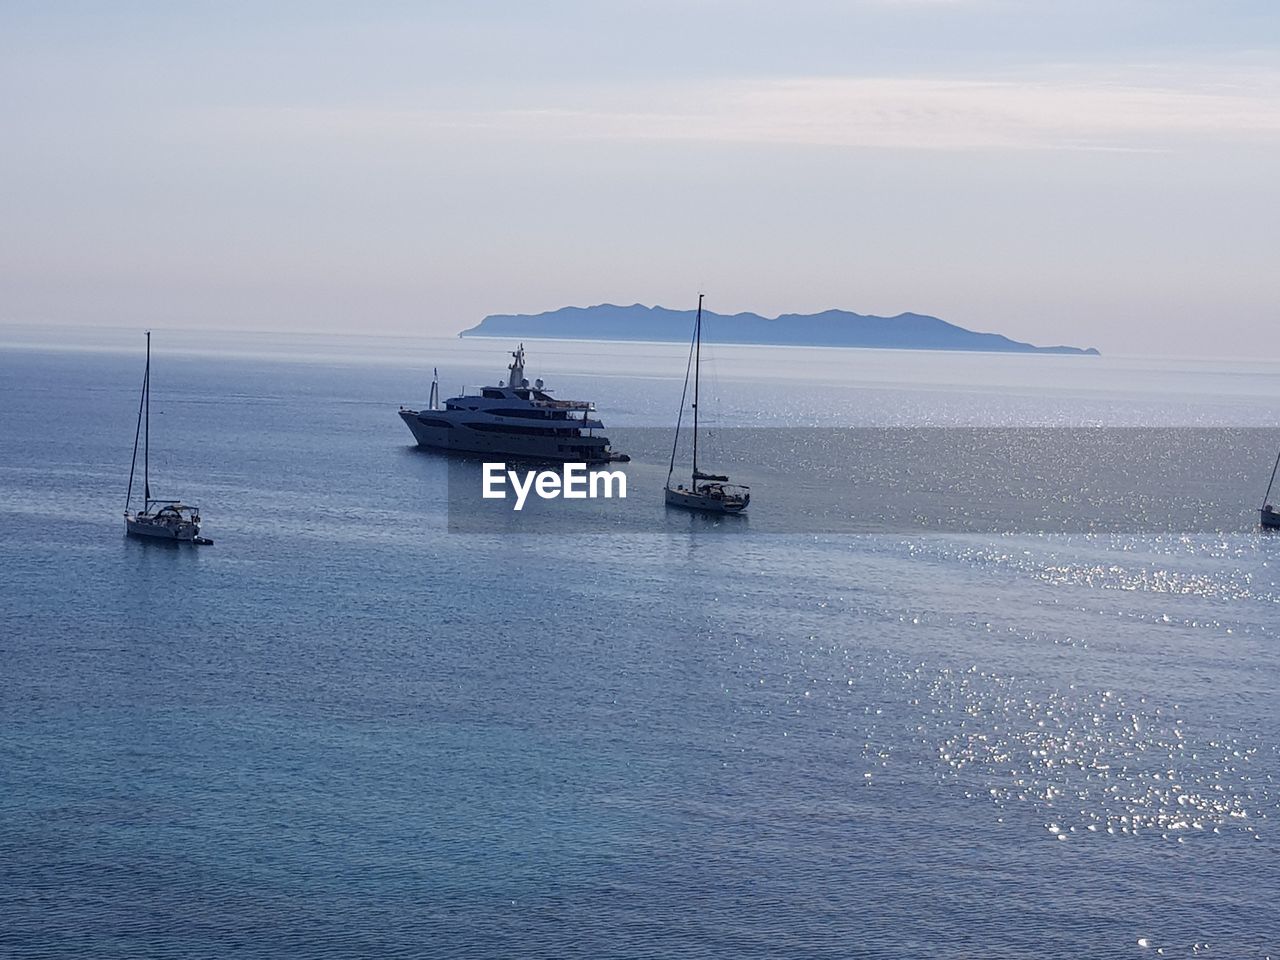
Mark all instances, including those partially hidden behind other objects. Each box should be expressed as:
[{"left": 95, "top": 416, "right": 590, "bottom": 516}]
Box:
[{"left": 1, "top": 326, "right": 1278, "bottom": 959}]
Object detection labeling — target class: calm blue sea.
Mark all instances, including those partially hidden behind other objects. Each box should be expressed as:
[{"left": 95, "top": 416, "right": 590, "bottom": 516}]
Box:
[{"left": 2, "top": 327, "right": 1279, "bottom": 959}]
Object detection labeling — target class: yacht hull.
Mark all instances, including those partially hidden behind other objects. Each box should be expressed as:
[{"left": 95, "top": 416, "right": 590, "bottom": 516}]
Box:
[
  {"left": 399, "top": 409, "right": 616, "bottom": 463},
  {"left": 1262, "top": 507, "right": 1280, "bottom": 530},
  {"left": 665, "top": 486, "right": 749, "bottom": 514},
  {"left": 126, "top": 516, "right": 203, "bottom": 542}
]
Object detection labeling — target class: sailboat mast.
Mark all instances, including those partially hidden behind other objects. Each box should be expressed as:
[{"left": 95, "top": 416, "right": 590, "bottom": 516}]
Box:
[
  {"left": 143, "top": 331, "right": 151, "bottom": 507},
  {"left": 1264, "top": 448, "right": 1280, "bottom": 508},
  {"left": 125, "top": 333, "right": 147, "bottom": 511},
  {"left": 666, "top": 303, "right": 698, "bottom": 485},
  {"left": 692, "top": 293, "right": 702, "bottom": 480}
]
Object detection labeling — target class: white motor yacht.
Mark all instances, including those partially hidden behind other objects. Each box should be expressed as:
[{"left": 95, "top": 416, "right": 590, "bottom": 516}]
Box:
[{"left": 399, "top": 344, "right": 628, "bottom": 463}]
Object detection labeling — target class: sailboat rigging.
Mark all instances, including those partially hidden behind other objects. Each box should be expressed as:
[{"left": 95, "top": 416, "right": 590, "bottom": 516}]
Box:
[
  {"left": 124, "top": 332, "right": 212, "bottom": 544},
  {"left": 664, "top": 294, "right": 750, "bottom": 514}
]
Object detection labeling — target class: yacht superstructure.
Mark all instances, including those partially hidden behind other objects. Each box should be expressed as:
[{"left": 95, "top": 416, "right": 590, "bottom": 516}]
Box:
[{"left": 399, "top": 344, "right": 627, "bottom": 463}]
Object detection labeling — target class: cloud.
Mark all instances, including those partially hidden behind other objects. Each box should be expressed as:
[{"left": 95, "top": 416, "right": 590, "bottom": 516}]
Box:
[
  {"left": 497, "top": 70, "right": 1280, "bottom": 151},
  {"left": 203, "top": 65, "right": 1280, "bottom": 153}
]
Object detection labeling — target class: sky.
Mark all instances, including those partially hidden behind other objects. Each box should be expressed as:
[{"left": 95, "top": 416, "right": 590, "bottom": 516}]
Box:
[{"left": 1, "top": 0, "right": 1278, "bottom": 357}]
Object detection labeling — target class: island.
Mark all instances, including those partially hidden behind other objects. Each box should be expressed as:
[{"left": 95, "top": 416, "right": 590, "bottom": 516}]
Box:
[{"left": 460, "top": 304, "right": 1100, "bottom": 355}]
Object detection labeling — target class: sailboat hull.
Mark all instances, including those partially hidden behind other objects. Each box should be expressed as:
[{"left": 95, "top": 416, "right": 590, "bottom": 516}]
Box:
[
  {"left": 126, "top": 515, "right": 204, "bottom": 542},
  {"left": 1262, "top": 506, "right": 1280, "bottom": 530},
  {"left": 665, "top": 486, "right": 749, "bottom": 514}
]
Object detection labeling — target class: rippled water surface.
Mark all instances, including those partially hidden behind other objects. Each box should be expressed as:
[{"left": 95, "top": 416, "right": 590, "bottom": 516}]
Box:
[{"left": 2, "top": 329, "right": 1279, "bottom": 958}]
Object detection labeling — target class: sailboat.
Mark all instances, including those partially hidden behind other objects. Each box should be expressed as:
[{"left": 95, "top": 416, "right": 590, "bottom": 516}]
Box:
[
  {"left": 124, "top": 332, "right": 212, "bottom": 544},
  {"left": 1261, "top": 447, "right": 1280, "bottom": 529},
  {"left": 664, "top": 294, "right": 750, "bottom": 514}
]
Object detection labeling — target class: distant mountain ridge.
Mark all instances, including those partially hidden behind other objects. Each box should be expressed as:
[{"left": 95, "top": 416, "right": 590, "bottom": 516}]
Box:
[{"left": 460, "top": 303, "right": 1100, "bottom": 355}]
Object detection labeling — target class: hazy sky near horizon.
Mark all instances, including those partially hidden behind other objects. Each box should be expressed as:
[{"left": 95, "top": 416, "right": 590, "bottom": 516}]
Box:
[{"left": 2, "top": 1, "right": 1278, "bottom": 357}]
